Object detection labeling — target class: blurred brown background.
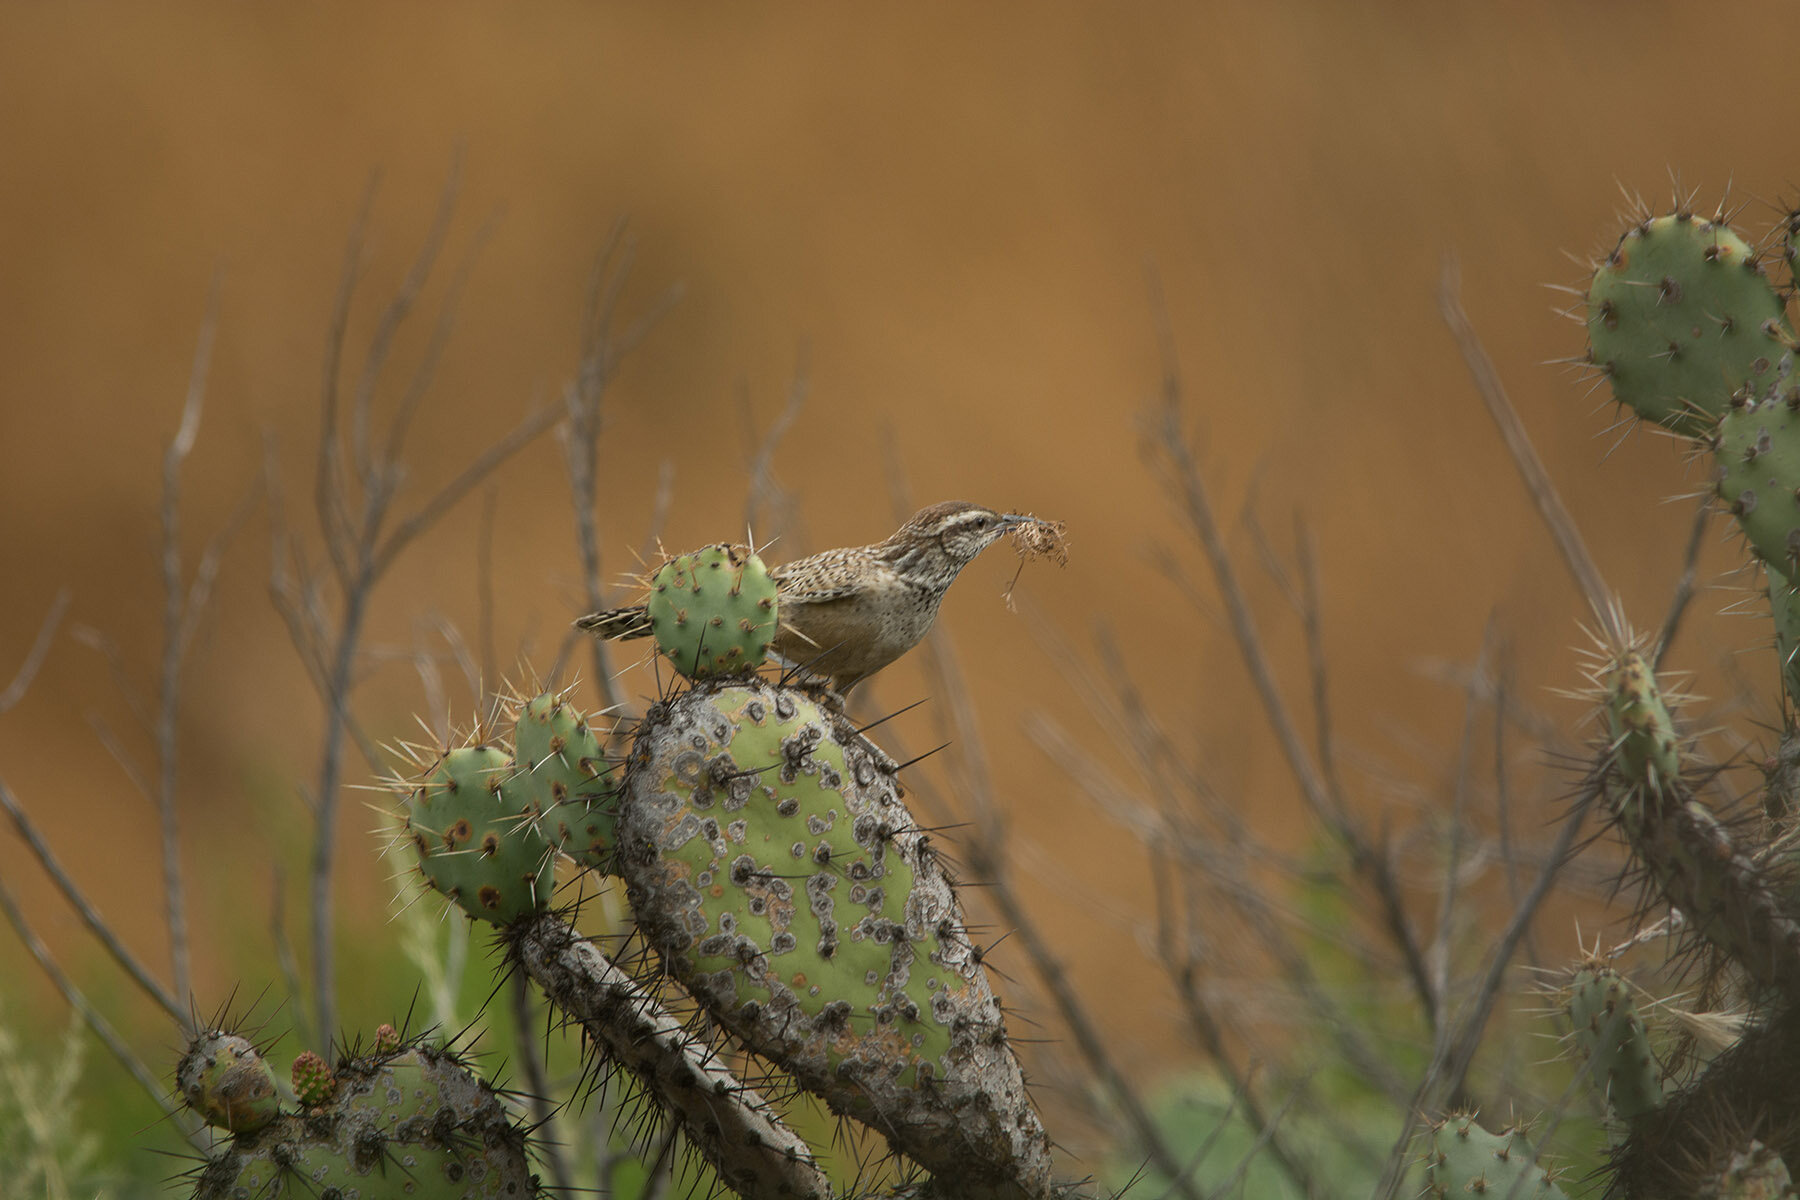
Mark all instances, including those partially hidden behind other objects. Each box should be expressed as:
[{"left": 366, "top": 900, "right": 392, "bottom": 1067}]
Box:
[{"left": 0, "top": 0, "right": 1790, "bottom": 1112}]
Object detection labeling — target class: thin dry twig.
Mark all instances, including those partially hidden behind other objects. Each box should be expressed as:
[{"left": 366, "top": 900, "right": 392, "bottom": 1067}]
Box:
[
  {"left": 0, "top": 779, "right": 184, "bottom": 1025},
  {"left": 1141, "top": 286, "right": 1440, "bottom": 1036},
  {"left": 1437, "top": 256, "right": 1617, "bottom": 640},
  {"left": 0, "top": 876, "right": 202, "bottom": 1147},
  {"left": 1375, "top": 778, "right": 1598, "bottom": 1200},
  {"left": 294, "top": 170, "right": 568, "bottom": 1045},
  {"left": 0, "top": 591, "right": 68, "bottom": 715}
]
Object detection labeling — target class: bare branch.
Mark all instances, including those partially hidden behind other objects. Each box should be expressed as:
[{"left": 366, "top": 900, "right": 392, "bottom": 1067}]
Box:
[
  {"left": 0, "top": 876, "right": 202, "bottom": 1147},
  {"left": 0, "top": 590, "right": 69, "bottom": 715},
  {"left": 1438, "top": 256, "right": 1616, "bottom": 639},
  {"left": 0, "top": 779, "right": 184, "bottom": 1026}
]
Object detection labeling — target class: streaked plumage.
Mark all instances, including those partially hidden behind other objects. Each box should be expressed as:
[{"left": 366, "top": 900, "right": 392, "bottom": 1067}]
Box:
[{"left": 577, "top": 500, "right": 1023, "bottom": 695}]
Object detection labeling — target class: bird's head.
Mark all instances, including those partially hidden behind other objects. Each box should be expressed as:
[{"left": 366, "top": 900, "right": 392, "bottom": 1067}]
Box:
[{"left": 900, "top": 501, "right": 1027, "bottom": 566}]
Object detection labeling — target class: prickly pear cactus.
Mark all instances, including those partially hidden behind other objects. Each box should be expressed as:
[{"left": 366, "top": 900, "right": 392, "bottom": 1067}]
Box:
[
  {"left": 1565, "top": 963, "right": 1663, "bottom": 1125},
  {"left": 515, "top": 691, "right": 619, "bottom": 871},
  {"left": 617, "top": 677, "right": 1052, "bottom": 1196},
  {"left": 406, "top": 745, "right": 554, "bottom": 925},
  {"left": 177, "top": 1029, "right": 280, "bottom": 1134},
  {"left": 193, "top": 1042, "right": 534, "bottom": 1200},
  {"left": 1717, "top": 385, "right": 1800, "bottom": 575},
  {"left": 646, "top": 544, "right": 778, "bottom": 680},
  {"left": 1586, "top": 213, "right": 1792, "bottom": 433},
  {"left": 1421, "top": 1114, "right": 1566, "bottom": 1199},
  {"left": 1603, "top": 647, "right": 1681, "bottom": 793}
]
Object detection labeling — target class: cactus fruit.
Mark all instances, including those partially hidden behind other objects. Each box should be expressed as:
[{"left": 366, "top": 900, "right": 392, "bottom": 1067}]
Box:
[
  {"left": 193, "top": 1043, "right": 533, "bottom": 1200},
  {"left": 1587, "top": 213, "right": 1792, "bottom": 433},
  {"left": 373, "top": 1023, "right": 400, "bottom": 1055},
  {"left": 1603, "top": 648, "right": 1681, "bottom": 793},
  {"left": 515, "top": 691, "right": 619, "bottom": 872},
  {"left": 618, "top": 676, "right": 1052, "bottom": 1196},
  {"left": 1421, "top": 1113, "right": 1566, "bottom": 1199},
  {"left": 646, "top": 544, "right": 778, "bottom": 680},
  {"left": 290, "top": 1050, "right": 337, "bottom": 1109},
  {"left": 177, "top": 1029, "right": 280, "bottom": 1134},
  {"left": 406, "top": 745, "right": 554, "bottom": 925},
  {"left": 1565, "top": 964, "right": 1663, "bottom": 1125}
]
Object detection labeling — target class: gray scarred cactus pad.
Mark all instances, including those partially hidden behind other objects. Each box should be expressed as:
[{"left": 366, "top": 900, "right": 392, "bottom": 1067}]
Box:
[
  {"left": 618, "top": 677, "right": 1052, "bottom": 1197},
  {"left": 193, "top": 1044, "right": 533, "bottom": 1200}
]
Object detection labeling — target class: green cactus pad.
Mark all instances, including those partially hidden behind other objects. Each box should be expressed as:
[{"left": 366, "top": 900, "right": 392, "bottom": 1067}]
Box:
[
  {"left": 618, "top": 677, "right": 1052, "bottom": 1196},
  {"left": 646, "top": 544, "right": 778, "bottom": 680},
  {"left": 515, "top": 691, "right": 619, "bottom": 872},
  {"left": 1565, "top": 964, "right": 1663, "bottom": 1124},
  {"left": 1422, "top": 1114, "right": 1567, "bottom": 1199},
  {"left": 193, "top": 1044, "right": 533, "bottom": 1200},
  {"left": 1587, "top": 214, "right": 1793, "bottom": 434},
  {"left": 177, "top": 1030, "right": 280, "bottom": 1134},
  {"left": 1603, "top": 649, "right": 1680, "bottom": 792},
  {"left": 1718, "top": 391, "right": 1800, "bottom": 575},
  {"left": 406, "top": 745, "right": 554, "bottom": 925}
]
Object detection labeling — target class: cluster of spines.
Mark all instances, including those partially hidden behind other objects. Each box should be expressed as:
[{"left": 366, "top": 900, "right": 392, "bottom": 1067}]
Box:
[
  {"left": 393, "top": 685, "right": 622, "bottom": 925},
  {"left": 1420, "top": 1113, "right": 1566, "bottom": 1199},
  {"left": 645, "top": 543, "right": 779, "bottom": 681}
]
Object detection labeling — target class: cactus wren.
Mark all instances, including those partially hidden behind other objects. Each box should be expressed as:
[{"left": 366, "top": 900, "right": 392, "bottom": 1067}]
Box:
[{"left": 576, "top": 500, "right": 1026, "bottom": 696}]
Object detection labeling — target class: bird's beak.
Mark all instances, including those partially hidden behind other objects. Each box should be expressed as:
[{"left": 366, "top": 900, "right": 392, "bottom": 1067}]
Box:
[{"left": 998, "top": 513, "right": 1029, "bottom": 529}]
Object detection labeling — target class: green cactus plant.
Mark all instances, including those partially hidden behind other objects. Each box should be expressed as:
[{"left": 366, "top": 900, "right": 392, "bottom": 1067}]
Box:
[
  {"left": 617, "top": 675, "right": 1053, "bottom": 1197},
  {"left": 1586, "top": 213, "right": 1792, "bottom": 433},
  {"left": 645, "top": 544, "right": 778, "bottom": 680},
  {"left": 1565, "top": 963, "right": 1664, "bottom": 1126},
  {"left": 192, "top": 1042, "right": 534, "bottom": 1200},
  {"left": 405, "top": 744, "right": 555, "bottom": 925},
  {"left": 1421, "top": 1113, "right": 1567, "bottom": 1199},
  {"left": 513, "top": 690, "right": 619, "bottom": 872}
]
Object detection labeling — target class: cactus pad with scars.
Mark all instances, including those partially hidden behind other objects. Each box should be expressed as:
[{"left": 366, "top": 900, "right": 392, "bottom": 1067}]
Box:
[
  {"left": 193, "top": 1043, "right": 533, "bottom": 1200},
  {"left": 618, "top": 676, "right": 1053, "bottom": 1197},
  {"left": 1587, "top": 213, "right": 1792, "bottom": 433},
  {"left": 177, "top": 1030, "right": 280, "bottom": 1134},
  {"left": 646, "top": 544, "right": 778, "bottom": 680},
  {"left": 406, "top": 745, "right": 554, "bottom": 925},
  {"left": 1566, "top": 964, "right": 1663, "bottom": 1125}
]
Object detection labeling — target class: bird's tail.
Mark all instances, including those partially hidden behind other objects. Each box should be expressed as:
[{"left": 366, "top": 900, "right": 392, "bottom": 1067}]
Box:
[{"left": 574, "top": 605, "right": 653, "bottom": 640}]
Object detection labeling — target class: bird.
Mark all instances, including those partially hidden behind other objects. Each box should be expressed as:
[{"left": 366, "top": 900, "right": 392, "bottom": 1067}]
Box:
[{"left": 576, "top": 500, "right": 1027, "bottom": 696}]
